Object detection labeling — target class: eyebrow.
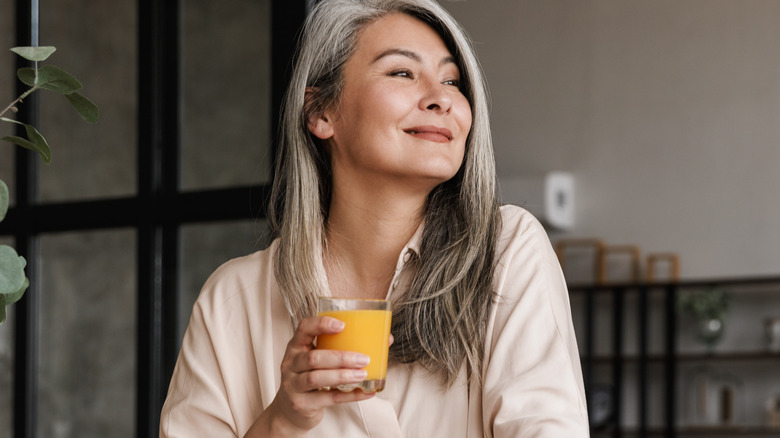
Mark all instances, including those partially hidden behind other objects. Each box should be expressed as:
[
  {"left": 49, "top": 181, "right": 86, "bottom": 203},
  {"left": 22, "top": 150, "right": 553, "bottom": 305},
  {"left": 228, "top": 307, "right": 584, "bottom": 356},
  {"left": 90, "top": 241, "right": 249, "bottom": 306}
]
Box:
[{"left": 372, "top": 48, "right": 457, "bottom": 67}]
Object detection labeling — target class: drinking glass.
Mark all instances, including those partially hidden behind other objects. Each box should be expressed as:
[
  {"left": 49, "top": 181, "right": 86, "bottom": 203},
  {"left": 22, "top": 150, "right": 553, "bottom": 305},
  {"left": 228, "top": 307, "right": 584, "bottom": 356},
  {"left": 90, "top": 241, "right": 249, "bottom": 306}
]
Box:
[{"left": 317, "top": 297, "right": 392, "bottom": 392}]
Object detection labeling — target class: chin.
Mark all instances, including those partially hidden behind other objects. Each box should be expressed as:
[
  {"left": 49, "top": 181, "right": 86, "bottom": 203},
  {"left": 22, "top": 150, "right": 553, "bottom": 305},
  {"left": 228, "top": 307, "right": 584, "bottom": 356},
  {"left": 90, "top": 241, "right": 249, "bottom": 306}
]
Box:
[
  {"left": 415, "top": 168, "right": 461, "bottom": 190},
  {"left": 428, "top": 163, "right": 462, "bottom": 182}
]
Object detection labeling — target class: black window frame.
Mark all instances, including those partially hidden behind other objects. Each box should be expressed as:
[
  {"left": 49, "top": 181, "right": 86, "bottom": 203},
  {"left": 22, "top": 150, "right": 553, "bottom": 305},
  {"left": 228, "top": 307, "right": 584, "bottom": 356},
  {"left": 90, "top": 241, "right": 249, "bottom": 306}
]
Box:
[{"left": 1, "top": 1, "right": 308, "bottom": 436}]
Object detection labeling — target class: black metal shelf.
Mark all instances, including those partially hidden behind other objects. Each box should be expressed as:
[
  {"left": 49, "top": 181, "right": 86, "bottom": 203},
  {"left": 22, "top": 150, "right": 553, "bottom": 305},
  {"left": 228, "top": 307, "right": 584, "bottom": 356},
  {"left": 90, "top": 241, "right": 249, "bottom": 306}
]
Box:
[
  {"left": 571, "top": 277, "right": 780, "bottom": 437},
  {"left": 585, "top": 350, "right": 780, "bottom": 364},
  {"left": 594, "top": 426, "right": 780, "bottom": 436}
]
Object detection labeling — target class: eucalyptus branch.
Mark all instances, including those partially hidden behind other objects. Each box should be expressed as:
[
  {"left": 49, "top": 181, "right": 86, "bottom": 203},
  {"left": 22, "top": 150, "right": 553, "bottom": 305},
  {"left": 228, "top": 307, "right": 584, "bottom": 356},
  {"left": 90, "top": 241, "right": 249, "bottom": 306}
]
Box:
[
  {"left": 0, "top": 86, "right": 37, "bottom": 118},
  {"left": 0, "top": 45, "right": 98, "bottom": 323}
]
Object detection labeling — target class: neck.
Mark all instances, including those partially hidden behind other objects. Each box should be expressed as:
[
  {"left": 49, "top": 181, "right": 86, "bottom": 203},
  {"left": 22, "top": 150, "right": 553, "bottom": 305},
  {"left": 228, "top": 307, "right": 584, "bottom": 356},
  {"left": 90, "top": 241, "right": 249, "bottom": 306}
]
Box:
[{"left": 324, "top": 187, "right": 426, "bottom": 299}]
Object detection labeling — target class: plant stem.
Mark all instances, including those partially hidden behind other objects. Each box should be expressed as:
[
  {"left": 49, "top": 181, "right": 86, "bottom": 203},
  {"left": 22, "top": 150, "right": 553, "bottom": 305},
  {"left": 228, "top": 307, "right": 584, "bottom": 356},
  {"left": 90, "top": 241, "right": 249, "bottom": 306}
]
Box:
[{"left": 0, "top": 86, "right": 37, "bottom": 119}]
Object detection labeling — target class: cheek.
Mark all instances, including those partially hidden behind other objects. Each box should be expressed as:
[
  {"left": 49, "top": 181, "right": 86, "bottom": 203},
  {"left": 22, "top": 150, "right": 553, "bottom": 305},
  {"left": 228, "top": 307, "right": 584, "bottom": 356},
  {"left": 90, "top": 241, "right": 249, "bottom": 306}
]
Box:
[
  {"left": 343, "top": 85, "right": 405, "bottom": 132},
  {"left": 455, "top": 96, "right": 473, "bottom": 134},
  {"left": 454, "top": 98, "right": 472, "bottom": 165}
]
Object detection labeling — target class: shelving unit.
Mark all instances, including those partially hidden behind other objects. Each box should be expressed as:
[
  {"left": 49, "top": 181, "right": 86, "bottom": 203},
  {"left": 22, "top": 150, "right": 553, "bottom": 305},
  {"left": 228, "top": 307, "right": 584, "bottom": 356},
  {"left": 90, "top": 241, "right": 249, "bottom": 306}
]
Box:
[
  {"left": 569, "top": 276, "right": 780, "bottom": 437},
  {"left": 596, "top": 426, "right": 780, "bottom": 437},
  {"left": 589, "top": 351, "right": 780, "bottom": 364}
]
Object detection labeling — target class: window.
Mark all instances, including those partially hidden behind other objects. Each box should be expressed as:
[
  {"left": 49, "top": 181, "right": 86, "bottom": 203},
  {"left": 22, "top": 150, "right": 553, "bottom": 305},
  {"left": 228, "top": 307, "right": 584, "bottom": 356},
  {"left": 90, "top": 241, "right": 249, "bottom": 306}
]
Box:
[{"left": 0, "top": 1, "right": 307, "bottom": 436}]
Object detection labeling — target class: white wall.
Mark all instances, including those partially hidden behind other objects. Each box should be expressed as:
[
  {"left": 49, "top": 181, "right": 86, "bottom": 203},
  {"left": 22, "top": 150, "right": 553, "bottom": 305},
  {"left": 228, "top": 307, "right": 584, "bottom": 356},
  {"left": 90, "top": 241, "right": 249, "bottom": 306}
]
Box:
[{"left": 442, "top": 0, "right": 780, "bottom": 280}]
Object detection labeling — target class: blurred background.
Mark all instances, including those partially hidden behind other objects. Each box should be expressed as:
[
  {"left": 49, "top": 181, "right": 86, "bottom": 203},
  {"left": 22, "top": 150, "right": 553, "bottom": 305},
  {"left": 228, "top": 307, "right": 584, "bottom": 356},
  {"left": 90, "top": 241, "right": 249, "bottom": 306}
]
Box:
[{"left": 1, "top": 0, "right": 778, "bottom": 437}]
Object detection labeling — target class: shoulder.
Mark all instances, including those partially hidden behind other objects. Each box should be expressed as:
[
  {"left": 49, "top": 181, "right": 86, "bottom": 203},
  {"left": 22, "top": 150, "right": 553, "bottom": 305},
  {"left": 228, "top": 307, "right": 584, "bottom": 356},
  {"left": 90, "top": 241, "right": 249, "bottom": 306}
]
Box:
[
  {"left": 194, "top": 240, "right": 279, "bottom": 319},
  {"left": 492, "top": 204, "right": 566, "bottom": 302},
  {"left": 496, "top": 204, "right": 555, "bottom": 262}
]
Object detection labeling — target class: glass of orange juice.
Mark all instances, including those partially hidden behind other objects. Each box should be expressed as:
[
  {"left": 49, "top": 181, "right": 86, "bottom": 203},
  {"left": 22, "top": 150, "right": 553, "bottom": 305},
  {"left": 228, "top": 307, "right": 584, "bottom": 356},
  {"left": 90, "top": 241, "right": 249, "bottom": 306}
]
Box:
[{"left": 317, "top": 297, "right": 392, "bottom": 392}]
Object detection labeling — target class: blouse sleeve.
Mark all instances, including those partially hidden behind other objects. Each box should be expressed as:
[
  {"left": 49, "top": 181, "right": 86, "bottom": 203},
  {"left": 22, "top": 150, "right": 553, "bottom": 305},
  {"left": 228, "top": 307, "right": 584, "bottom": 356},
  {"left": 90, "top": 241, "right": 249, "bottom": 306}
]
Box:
[
  {"left": 482, "top": 207, "right": 589, "bottom": 437},
  {"left": 159, "top": 296, "right": 241, "bottom": 437}
]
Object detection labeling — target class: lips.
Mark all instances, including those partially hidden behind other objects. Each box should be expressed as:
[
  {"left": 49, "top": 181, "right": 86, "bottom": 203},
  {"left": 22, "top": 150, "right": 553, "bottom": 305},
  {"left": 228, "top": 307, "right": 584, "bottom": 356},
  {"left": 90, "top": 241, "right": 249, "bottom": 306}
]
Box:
[{"left": 404, "top": 125, "right": 453, "bottom": 143}]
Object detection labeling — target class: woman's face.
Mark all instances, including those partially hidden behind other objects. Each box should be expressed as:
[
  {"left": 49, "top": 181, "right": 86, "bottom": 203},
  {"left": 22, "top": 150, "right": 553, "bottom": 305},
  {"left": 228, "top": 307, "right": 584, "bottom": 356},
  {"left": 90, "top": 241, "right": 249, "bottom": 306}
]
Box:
[{"left": 311, "top": 13, "right": 472, "bottom": 196}]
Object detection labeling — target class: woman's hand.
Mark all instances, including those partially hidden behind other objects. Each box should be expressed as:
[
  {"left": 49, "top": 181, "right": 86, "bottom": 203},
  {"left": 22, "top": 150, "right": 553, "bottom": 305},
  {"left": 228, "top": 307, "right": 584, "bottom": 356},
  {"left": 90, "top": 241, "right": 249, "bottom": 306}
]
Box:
[{"left": 245, "top": 316, "right": 377, "bottom": 437}]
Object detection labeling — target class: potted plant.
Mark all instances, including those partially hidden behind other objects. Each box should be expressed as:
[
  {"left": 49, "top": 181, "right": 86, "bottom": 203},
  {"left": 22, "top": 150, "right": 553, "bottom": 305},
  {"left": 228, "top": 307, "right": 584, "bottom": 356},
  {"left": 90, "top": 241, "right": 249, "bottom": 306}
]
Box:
[
  {"left": 679, "top": 287, "right": 731, "bottom": 351},
  {"left": 0, "top": 46, "right": 97, "bottom": 323}
]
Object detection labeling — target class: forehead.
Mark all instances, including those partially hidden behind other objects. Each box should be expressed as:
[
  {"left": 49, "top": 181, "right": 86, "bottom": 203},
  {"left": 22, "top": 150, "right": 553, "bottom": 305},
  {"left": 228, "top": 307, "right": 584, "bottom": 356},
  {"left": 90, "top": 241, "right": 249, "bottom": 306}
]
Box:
[{"left": 352, "top": 12, "right": 453, "bottom": 60}]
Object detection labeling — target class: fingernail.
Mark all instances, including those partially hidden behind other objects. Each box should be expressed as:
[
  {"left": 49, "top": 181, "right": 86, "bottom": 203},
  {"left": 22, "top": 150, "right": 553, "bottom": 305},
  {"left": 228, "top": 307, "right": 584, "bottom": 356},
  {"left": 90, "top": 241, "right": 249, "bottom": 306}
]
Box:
[
  {"left": 353, "top": 369, "right": 368, "bottom": 379},
  {"left": 354, "top": 354, "right": 370, "bottom": 367},
  {"left": 330, "top": 319, "right": 345, "bottom": 331}
]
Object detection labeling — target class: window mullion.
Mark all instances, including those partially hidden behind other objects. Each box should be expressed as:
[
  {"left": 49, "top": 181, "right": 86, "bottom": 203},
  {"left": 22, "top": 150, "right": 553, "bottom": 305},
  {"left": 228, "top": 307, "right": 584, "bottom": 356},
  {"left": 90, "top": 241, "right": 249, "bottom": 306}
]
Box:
[
  {"left": 137, "top": 0, "right": 180, "bottom": 436},
  {"left": 12, "top": 1, "right": 41, "bottom": 437}
]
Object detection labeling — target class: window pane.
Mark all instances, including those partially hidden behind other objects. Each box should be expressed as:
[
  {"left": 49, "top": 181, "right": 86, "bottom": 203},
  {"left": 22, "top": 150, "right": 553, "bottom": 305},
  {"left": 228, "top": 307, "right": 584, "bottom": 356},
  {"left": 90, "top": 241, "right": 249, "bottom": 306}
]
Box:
[
  {"left": 0, "top": 0, "right": 14, "bottom": 426},
  {"left": 181, "top": 0, "right": 273, "bottom": 191},
  {"left": 37, "top": 0, "right": 137, "bottom": 202},
  {"left": 0, "top": 235, "right": 14, "bottom": 438},
  {"left": 1, "top": 0, "right": 15, "bottom": 208},
  {"left": 38, "top": 229, "right": 136, "bottom": 438},
  {"left": 179, "top": 220, "right": 269, "bottom": 342}
]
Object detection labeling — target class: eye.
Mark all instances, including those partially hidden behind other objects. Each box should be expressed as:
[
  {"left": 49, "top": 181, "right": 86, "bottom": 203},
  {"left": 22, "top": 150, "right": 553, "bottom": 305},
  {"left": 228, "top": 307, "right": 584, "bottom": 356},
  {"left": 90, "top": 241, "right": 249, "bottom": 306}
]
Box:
[
  {"left": 443, "top": 78, "right": 461, "bottom": 88},
  {"left": 389, "top": 69, "right": 414, "bottom": 79}
]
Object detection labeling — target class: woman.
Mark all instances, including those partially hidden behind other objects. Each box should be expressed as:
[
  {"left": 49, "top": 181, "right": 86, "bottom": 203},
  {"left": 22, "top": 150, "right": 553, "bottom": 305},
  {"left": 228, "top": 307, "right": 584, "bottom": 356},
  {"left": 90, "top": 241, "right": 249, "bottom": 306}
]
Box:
[{"left": 160, "top": 0, "right": 588, "bottom": 436}]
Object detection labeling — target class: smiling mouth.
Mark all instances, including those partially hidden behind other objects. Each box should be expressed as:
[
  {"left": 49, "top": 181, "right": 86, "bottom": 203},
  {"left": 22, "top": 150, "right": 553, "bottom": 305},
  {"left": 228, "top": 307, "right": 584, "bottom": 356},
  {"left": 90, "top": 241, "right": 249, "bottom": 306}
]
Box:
[{"left": 404, "top": 126, "right": 453, "bottom": 142}]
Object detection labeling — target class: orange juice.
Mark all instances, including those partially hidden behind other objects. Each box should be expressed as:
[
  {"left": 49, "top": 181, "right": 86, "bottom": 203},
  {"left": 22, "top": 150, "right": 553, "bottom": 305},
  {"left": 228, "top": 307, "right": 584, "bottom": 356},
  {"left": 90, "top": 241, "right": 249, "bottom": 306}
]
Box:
[{"left": 317, "top": 308, "right": 392, "bottom": 382}]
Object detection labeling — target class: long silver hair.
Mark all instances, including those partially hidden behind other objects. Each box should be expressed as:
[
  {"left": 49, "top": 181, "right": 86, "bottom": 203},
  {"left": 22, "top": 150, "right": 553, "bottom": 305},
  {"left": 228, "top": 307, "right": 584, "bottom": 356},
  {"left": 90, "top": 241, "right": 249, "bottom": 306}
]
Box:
[{"left": 269, "top": 0, "right": 501, "bottom": 386}]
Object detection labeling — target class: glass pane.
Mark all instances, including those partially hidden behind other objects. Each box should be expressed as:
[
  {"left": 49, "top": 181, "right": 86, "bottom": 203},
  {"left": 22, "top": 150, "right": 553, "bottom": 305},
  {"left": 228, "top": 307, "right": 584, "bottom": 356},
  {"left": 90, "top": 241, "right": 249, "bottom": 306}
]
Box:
[
  {"left": 37, "top": 0, "right": 137, "bottom": 202},
  {"left": 0, "top": 4, "right": 16, "bottom": 438},
  {"left": 1, "top": 0, "right": 16, "bottom": 207},
  {"left": 38, "top": 229, "right": 136, "bottom": 438},
  {"left": 0, "top": 236, "right": 14, "bottom": 438},
  {"left": 1, "top": 0, "right": 16, "bottom": 428},
  {"left": 179, "top": 220, "right": 269, "bottom": 341},
  {"left": 181, "top": 0, "right": 273, "bottom": 191}
]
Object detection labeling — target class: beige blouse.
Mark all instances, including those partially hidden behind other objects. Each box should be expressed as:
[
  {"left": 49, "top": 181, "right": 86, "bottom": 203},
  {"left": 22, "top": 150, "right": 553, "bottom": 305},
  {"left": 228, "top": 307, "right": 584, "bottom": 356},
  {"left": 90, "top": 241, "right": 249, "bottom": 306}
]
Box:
[{"left": 160, "top": 205, "right": 589, "bottom": 437}]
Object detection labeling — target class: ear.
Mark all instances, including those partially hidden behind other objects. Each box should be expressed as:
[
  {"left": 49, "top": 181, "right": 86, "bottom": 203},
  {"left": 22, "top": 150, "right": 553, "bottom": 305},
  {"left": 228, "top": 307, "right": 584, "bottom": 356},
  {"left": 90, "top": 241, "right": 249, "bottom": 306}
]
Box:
[{"left": 305, "top": 87, "right": 335, "bottom": 140}]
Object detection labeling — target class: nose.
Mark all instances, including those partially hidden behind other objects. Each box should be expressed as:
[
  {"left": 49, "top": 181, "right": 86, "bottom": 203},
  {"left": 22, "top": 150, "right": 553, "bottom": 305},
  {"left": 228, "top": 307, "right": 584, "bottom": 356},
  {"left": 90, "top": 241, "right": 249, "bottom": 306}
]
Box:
[{"left": 419, "top": 78, "right": 452, "bottom": 114}]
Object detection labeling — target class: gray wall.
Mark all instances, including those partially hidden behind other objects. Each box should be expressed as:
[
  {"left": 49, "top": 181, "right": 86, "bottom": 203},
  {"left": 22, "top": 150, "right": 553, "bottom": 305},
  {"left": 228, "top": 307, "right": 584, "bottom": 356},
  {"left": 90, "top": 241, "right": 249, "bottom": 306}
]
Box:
[
  {"left": 437, "top": 1, "right": 780, "bottom": 428},
  {"left": 442, "top": 0, "right": 780, "bottom": 280}
]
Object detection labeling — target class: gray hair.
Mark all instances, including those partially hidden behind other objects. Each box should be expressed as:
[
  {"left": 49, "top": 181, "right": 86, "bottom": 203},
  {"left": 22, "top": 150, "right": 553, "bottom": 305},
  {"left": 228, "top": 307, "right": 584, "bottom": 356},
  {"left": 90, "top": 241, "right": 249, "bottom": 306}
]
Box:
[{"left": 269, "top": 0, "right": 501, "bottom": 387}]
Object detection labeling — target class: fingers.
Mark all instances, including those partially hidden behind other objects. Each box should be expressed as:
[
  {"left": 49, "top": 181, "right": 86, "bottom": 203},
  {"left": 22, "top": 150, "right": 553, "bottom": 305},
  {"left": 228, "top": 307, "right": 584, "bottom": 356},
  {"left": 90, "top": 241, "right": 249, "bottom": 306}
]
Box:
[
  {"left": 290, "top": 367, "right": 368, "bottom": 393},
  {"left": 268, "top": 316, "right": 383, "bottom": 433},
  {"left": 289, "top": 316, "right": 345, "bottom": 351},
  {"left": 283, "top": 316, "right": 372, "bottom": 393},
  {"left": 289, "top": 348, "right": 370, "bottom": 374}
]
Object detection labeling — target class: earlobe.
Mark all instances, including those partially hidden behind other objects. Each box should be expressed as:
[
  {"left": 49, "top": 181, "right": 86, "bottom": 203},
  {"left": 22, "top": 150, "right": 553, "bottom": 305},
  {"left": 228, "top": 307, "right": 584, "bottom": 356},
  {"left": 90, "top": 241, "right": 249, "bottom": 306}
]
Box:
[
  {"left": 307, "top": 113, "right": 335, "bottom": 140},
  {"left": 305, "top": 86, "right": 335, "bottom": 140}
]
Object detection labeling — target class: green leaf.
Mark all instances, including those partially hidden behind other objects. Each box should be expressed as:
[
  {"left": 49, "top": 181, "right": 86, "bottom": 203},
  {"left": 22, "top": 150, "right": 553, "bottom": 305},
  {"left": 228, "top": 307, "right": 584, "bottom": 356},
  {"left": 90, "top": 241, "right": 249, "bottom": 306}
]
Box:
[
  {"left": 0, "top": 179, "right": 8, "bottom": 222},
  {"left": 1, "top": 120, "right": 52, "bottom": 164},
  {"left": 11, "top": 46, "right": 56, "bottom": 62},
  {"left": 0, "top": 245, "right": 27, "bottom": 295},
  {"left": 2, "top": 135, "right": 38, "bottom": 152},
  {"left": 65, "top": 92, "right": 99, "bottom": 123},
  {"left": 0, "top": 278, "right": 28, "bottom": 324},
  {"left": 2, "top": 278, "right": 28, "bottom": 305},
  {"left": 6, "top": 278, "right": 28, "bottom": 304},
  {"left": 17, "top": 67, "right": 36, "bottom": 87},
  {"left": 22, "top": 123, "right": 51, "bottom": 164},
  {"left": 36, "top": 66, "right": 82, "bottom": 94}
]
